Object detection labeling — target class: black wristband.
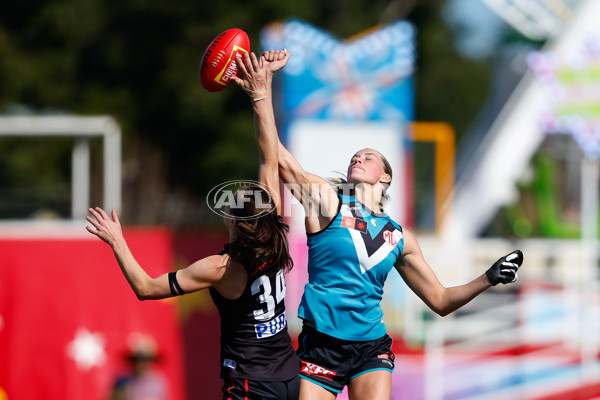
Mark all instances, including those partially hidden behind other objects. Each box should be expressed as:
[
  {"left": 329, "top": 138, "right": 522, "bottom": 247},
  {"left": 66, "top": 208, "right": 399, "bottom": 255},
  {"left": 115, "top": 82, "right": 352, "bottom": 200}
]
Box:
[{"left": 168, "top": 271, "right": 185, "bottom": 296}]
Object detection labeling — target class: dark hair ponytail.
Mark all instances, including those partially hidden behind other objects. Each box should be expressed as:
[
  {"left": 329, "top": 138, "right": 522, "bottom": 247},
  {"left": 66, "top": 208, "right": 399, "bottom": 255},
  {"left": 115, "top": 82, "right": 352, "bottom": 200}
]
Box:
[{"left": 227, "top": 186, "right": 293, "bottom": 276}]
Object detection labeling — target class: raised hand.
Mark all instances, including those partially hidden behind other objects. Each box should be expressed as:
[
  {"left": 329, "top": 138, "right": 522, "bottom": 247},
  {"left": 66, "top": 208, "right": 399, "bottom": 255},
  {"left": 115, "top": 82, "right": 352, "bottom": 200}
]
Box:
[
  {"left": 262, "top": 49, "right": 290, "bottom": 74},
  {"left": 231, "top": 51, "right": 268, "bottom": 101},
  {"left": 486, "top": 250, "right": 524, "bottom": 286},
  {"left": 86, "top": 207, "right": 124, "bottom": 247}
]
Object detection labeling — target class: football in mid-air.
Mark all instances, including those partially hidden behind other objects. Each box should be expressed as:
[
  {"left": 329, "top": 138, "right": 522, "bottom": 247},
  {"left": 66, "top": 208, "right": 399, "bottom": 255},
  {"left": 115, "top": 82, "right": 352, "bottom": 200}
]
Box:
[{"left": 200, "top": 28, "right": 250, "bottom": 92}]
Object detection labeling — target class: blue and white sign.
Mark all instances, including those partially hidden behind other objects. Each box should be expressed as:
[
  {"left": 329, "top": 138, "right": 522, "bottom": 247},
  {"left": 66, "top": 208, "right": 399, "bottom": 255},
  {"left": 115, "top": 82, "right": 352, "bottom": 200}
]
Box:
[{"left": 260, "top": 18, "right": 415, "bottom": 125}]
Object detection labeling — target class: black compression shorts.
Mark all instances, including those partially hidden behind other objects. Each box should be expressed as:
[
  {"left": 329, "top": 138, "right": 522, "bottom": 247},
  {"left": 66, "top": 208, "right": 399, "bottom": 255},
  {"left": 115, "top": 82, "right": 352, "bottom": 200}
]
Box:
[
  {"left": 296, "top": 323, "right": 395, "bottom": 393},
  {"left": 220, "top": 376, "right": 299, "bottom": 400}
]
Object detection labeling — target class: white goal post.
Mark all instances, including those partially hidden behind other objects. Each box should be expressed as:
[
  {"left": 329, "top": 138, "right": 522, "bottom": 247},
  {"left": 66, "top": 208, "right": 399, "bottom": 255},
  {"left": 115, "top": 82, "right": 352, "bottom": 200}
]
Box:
[{"left": 0, "top": 115, "right": 121, "bottom": 221}]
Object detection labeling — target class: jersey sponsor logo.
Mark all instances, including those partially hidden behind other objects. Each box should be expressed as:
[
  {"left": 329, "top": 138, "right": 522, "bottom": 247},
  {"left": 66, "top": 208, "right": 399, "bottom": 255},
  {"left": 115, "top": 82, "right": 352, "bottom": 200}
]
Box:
[
  {"left": 341, "top": 216, "right": 368, "bottom": 233},
  {"left": 340, "top": 203, "right": 403, "bottom": 273},
  {"left": 301, "top": 361, "right": 337, "bottom": 380},
  {"left": 254, "top": 311, "right": 287, "bottom": 339},
  {"left": 223, "top": 358, "right": 237, "bottom": 369}
]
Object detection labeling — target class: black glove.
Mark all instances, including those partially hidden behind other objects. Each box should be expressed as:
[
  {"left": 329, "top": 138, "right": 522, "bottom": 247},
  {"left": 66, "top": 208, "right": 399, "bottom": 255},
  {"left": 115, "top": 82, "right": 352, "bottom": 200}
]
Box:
[{"left": 486, "top": 250, "right": 523, "bottom": 286}]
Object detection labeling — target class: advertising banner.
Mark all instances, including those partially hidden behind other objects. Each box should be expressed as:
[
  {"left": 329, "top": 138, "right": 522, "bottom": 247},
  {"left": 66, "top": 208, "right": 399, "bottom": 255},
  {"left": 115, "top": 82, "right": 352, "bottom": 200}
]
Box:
[{"left": 0, "top": 229, "right": 185, "bottom": 400}]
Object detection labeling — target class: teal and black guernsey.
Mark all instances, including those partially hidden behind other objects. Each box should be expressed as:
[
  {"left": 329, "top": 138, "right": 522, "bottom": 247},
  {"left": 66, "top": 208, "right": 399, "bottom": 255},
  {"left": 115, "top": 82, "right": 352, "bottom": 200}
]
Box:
[{"left": 299, "top": 194, "right": 404, "bottom": 341}]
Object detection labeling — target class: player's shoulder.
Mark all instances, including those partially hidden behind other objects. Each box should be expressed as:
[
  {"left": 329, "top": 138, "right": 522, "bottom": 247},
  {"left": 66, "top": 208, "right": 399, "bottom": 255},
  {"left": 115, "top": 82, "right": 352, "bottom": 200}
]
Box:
[
  {"left": 385, "top": 214, "right": 403, "bottom": 230},
  {"left": 200, "top": 253, "right": 230, "bottom": 267}
]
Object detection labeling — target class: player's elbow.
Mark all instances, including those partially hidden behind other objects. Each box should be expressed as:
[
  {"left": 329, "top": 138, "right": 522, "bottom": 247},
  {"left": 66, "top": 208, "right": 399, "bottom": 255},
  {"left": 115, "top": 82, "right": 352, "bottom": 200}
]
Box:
[
  {"left": 426, "top": 294, "right": 454, "bottom": 317},
  {"left": 134, "top": 289, "right": 152, "bottom": 301},
  {"left": 427, "top": 302, "right": 447, "bottom": 317},
  {"left": 278, "top": 155, "right": 293, "bottom": 175},
  {"left": 133, "top": 282, "right": 158, "bottom": 301},
  {"left": 432, "top": 301, "right": 462, "bottom": 317},
  {"left": 434, "top": 308, "right": 452, "bottom": 317}
]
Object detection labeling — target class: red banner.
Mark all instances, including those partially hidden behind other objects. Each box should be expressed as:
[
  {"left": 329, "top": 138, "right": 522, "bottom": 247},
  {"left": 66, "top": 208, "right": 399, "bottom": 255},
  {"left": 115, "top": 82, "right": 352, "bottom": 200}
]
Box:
[
  {"left": 172, "top": 230, "right": 229, "bottom": 400},
  {"left": 0, "top": 228, "right": 185, "bottom": 400}
]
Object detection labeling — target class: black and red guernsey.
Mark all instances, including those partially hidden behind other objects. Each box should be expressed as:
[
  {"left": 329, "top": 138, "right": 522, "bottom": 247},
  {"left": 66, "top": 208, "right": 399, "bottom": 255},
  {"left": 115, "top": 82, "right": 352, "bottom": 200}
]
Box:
[{"left": 209, "top": 245, "right": 299, "bottom": 381}]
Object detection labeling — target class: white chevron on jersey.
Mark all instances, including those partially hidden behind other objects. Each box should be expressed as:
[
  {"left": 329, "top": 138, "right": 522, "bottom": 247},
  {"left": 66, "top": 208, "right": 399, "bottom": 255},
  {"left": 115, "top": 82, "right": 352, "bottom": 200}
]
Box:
[{"left": 340, "top": 204, "right": 403, "bottom": 274}]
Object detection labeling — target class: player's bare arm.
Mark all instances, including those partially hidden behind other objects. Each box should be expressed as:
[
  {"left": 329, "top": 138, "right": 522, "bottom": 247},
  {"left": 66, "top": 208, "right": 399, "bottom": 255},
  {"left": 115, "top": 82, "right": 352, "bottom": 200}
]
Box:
[
  {"left": 86, "top": 207, "right": 242, "bottom": 300},
  {"left": 396, "top": 229, "right": 523, "bottom": 316},
  {"left": 235, "top": 49, "right": 339, "bottom": 232},
  {"left": 232, "top": 51, "right": 282, "bottom": 213}
]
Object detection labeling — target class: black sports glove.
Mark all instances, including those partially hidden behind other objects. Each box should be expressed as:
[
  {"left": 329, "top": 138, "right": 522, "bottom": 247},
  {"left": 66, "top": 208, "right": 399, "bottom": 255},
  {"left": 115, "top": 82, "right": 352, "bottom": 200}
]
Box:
[{"left": 486, "top": 249, "right": 523, "bottom": 286}]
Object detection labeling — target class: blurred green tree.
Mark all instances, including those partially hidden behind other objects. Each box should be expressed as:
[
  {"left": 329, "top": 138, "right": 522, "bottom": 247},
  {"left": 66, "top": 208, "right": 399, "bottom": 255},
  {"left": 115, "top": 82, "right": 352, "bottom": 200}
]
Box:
[{"left": 0, "top": 0, "right": 490, "bottom": 227}]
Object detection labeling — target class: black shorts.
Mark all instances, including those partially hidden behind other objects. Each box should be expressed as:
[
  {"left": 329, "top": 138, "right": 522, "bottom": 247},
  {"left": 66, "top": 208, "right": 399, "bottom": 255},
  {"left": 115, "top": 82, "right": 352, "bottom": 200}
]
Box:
[
  {"left": 296, "top": 324, "right": 395, "bottom": 393},
  {"left": 221, "top": 376, "right": 299, "bottom": 400}
]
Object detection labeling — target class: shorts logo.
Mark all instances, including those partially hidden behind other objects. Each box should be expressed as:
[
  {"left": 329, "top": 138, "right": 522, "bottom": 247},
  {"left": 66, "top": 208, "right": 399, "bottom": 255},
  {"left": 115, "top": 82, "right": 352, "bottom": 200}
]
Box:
[
  {"left": 301, "top": 361, "right": 337, "bottom": 381},
  {"left": 223, "top": 358, "right": 237, "bottom": 369},
  {"left": 377, "top": 353, "right": 395, "bottom": 368}
]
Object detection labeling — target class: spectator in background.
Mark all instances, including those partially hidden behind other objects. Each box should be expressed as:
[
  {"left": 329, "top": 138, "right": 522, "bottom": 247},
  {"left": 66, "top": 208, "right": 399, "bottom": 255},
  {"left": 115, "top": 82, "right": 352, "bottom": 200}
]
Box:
[{"left": 109, "top": 333, "right": 168, "bottom": 400}]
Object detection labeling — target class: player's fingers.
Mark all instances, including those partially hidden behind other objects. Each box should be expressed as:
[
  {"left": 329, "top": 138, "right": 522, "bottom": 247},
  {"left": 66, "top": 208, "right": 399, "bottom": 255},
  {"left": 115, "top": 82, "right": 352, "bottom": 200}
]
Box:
[
  {"left": 505, "top": 249, "right": 523, "bottom": 265},
  {"left": 86, "top": 225, "right": 100, "bottom": 235},
  {"left": 238, "top": 53, "right": 250, "bottom": 71},
  {"left": 86, "top": 215, "right": 101, "bottom": 230},
  {"left": 506, "top": 253, "right": 518, "bottom": 261},
  {"left": 249, "top": 52, "right": 260, "bottom": 71},
  {"left": 96, "top": 207, "right": 110, "bottom": 221},
  {"left": 243, "top": 53, "right": 255, "bottom": 73},
  {"left": 235, "top": 56, "right": 249, "bottom": 76},
  {"left": 230, "top": 75, "right": 243, "bottom": 87},
  {"left": 501, "top": 267, "right": 518, "bottom": 282},
  {"left": 88, "top": 207, "right": 102, "bottom": 221},
  {"left": 111, "top": 209, "right": 120, "bottom": 224},
  {"left": 262, "top": 50, "right": 274, "bottom": 61}
]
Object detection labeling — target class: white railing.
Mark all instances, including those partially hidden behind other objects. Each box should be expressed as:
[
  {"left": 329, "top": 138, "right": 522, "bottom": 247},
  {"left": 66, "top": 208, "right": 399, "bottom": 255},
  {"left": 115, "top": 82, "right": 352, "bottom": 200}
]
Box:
[{"left": 412, "top": 238, "right": 600, "bottom": 400}]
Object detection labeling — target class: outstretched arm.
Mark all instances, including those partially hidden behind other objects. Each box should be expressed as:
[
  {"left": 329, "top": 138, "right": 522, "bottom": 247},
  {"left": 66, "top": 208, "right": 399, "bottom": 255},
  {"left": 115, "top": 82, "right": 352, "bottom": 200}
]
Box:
[
  {"left": 259, "top": 50, "right": 324, "bottom": 189},
  {"left": 232, "top": 49, "right": 339, "bottom": 232},
  {"left": 396, "top": 229, "right": 523, "bottom": 316},
  {"left": 232, "top": 51, "right": 282, "bottom": 213},
  {"left": 86, "top": 207, "right": 231, "bottom": 300}
]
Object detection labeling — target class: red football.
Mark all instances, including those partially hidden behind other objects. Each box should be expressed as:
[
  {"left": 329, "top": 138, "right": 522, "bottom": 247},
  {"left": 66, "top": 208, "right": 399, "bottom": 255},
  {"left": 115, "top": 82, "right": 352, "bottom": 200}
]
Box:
[{"left": 199, "top": 28, "right": 250, "bottom": 92}]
